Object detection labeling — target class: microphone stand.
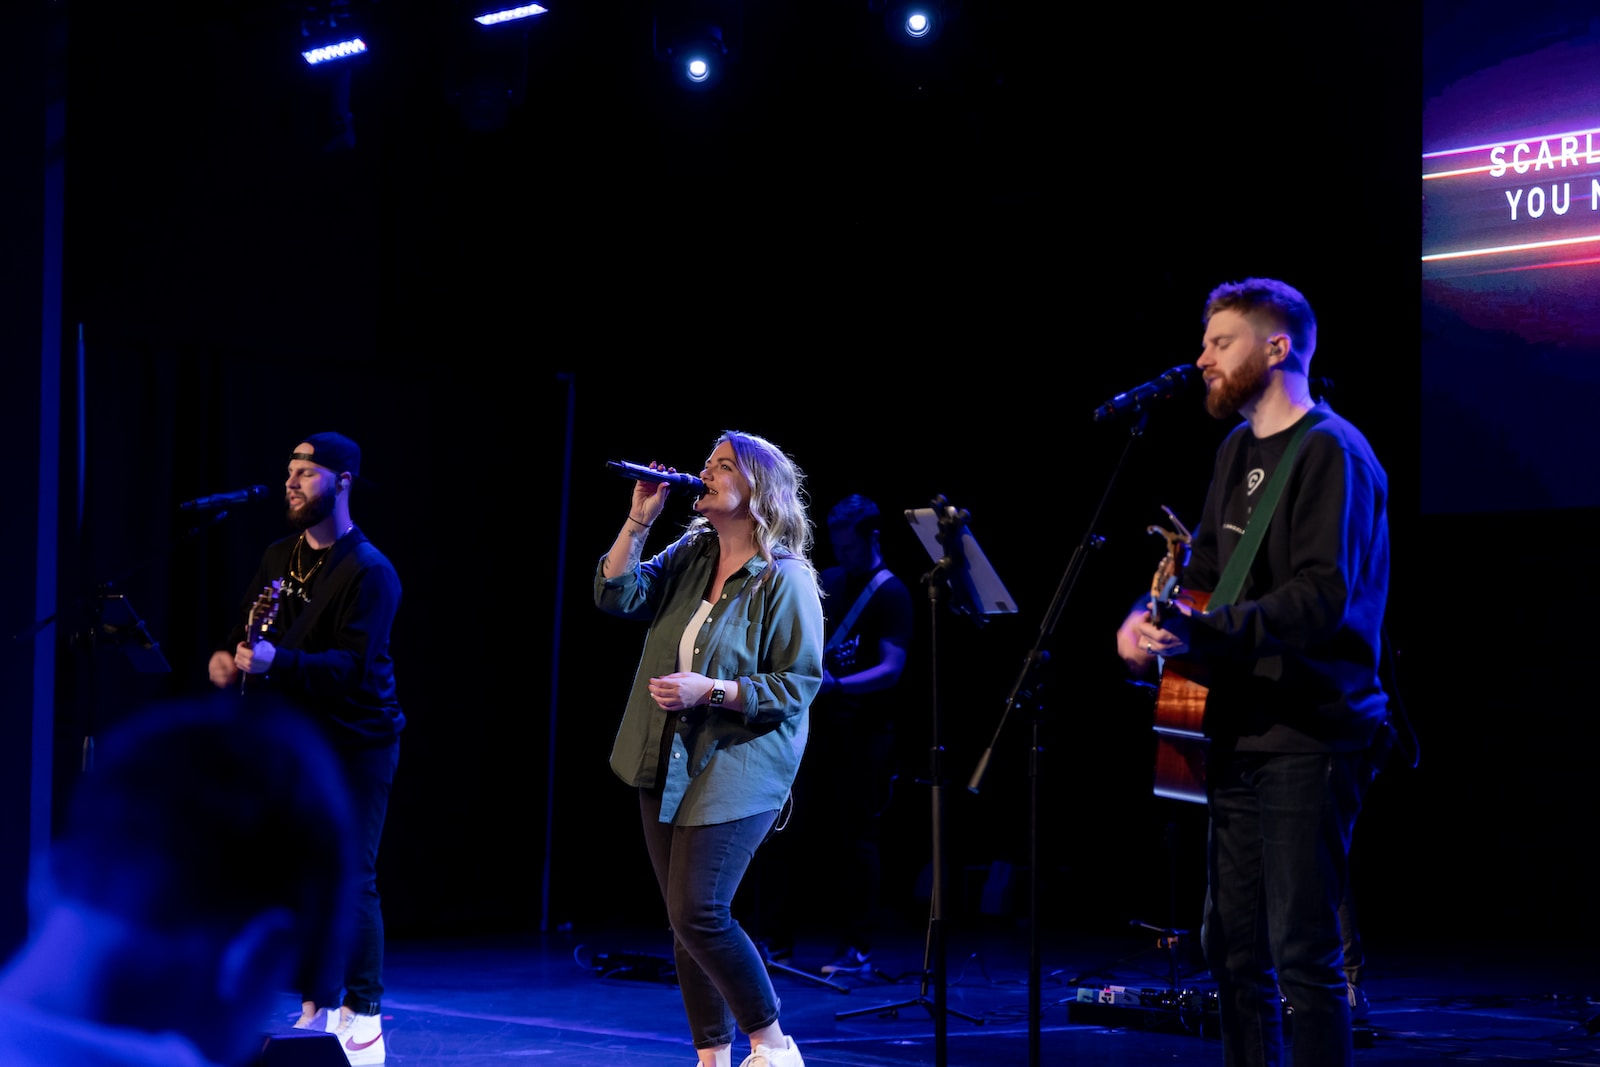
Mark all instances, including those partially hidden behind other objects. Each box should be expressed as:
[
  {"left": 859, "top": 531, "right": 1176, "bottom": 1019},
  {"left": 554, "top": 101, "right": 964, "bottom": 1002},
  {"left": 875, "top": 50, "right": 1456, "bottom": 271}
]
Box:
[
  {"left": 837, "top": 498, "right": 995, "bottom": 1064},
  {"left": 967, "top": 409, "right": 1153, "bottom": 1067}
]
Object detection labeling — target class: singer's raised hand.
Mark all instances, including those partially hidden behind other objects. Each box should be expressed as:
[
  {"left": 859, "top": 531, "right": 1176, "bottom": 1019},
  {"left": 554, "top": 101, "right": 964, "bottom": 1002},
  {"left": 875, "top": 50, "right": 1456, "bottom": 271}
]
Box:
[
  {"left": 630, "top": 462, "right": 675, "bottom": 523},
  {"left": 604, "top": 462, "right": 672, "bottom": 579}
]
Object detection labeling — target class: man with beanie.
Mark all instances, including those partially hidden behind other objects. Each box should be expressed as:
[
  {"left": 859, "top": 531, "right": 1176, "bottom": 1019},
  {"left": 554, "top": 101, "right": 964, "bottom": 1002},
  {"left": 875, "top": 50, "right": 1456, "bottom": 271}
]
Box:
[{"left": 208, "top": 432, "right": 404, "bottom": 1066}]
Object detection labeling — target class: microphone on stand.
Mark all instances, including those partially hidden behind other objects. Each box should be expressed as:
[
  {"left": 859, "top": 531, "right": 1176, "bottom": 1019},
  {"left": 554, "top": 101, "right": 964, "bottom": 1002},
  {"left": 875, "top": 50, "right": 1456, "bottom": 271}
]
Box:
[
  {"left": 178, "top": 485, "right": 272, "bottom": 511},
  {"left": 1091, "top": 365, "right": 1204, "bottom": 422},
  {"left": 606, "top": 460, "right": 706, "bottom": 496}
]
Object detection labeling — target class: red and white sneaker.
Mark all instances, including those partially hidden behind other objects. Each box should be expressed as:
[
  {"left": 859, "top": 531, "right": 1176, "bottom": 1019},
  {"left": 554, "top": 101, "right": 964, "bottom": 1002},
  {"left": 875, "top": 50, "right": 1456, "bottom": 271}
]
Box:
[{"left": 331, "top": 1009, "right": 386, "bottom": 1065}]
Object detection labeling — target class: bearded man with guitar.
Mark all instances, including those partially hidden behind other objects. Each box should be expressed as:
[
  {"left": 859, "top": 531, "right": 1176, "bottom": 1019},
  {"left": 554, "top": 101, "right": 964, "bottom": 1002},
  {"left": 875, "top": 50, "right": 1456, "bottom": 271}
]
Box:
[
  {"left": 208, "top": 431, "right": 403, "bottom": 1067},
  {"left": 1115, "top": 279, "right": 1392, "bottom": 1067}
]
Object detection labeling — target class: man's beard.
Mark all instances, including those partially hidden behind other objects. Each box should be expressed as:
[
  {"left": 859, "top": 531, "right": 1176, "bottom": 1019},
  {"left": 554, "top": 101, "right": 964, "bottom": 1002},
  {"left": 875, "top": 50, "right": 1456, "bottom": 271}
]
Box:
[
  {"left": 286, "top": 492, "right": 334, "bottom": 529},
  {"left": 1205, "top": 346, "right": 1272, "bottom": 419}
]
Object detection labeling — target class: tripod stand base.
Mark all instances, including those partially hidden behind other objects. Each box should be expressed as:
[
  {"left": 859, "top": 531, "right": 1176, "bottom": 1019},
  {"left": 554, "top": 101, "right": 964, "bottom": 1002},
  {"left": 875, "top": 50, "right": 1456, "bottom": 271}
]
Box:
[
  {"left": 759, "top": 947, "right": 851, "bottom": 994},
  {"left": 837, "top": 991, "right": 984, "bottom": 1024}
]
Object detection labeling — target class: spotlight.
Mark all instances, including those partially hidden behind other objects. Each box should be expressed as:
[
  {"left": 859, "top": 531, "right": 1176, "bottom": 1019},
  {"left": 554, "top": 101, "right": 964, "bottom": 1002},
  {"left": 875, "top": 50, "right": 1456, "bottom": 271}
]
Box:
[
  {"left": 871, "top": 0, "right": 949, "bottom": 46},
  {"left": 653, "top": 1, "right": 741, "bottom": 91},
  {"left": 658, "top": 27, "right": 727, "bottom": 91}
]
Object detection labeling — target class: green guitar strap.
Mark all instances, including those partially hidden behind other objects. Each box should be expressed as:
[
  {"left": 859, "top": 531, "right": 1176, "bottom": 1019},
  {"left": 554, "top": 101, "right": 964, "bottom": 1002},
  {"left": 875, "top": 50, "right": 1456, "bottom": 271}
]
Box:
[{"left": 1206, "top": 408, "right": 1329, "bottom": 610}]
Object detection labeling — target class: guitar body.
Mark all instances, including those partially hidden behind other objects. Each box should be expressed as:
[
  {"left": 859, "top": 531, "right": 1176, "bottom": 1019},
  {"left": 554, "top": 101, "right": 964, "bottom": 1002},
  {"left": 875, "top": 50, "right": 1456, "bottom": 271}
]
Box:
[
  {"left": 1151, "top": 589, "right": 1210, "bottom": 804},
  {"left": 824, "top": 633, "right": 860, "bottom": 676}
]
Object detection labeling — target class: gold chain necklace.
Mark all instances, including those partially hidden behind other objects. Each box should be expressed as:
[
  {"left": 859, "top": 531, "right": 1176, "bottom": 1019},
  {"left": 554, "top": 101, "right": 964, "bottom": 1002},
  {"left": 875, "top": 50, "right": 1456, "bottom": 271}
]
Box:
[
  {"left": 287, "top": 524, "right": 355, "bottom": 585},
  {"left": 287, "top": 535, "right": 329, "bottom": 585}
]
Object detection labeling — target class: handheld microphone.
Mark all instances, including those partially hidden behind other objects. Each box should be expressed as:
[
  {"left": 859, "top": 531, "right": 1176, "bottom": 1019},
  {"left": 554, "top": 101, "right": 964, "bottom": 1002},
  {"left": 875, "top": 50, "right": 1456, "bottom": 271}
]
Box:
[
  {"left": 1091, "top": 365, "right": 1204, "bottom": 422},
  {"left": 606, "top": 460, "right": 706, "bottom": 496},
  {"left": 178, "top": 485, "right": 272, "bottom": 511}
]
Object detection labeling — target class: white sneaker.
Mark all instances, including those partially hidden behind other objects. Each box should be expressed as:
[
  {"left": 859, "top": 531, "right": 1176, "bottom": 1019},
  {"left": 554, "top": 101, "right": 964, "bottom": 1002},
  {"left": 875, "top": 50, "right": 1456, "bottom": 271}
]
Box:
[
  {"left": 291, "top": 1003, "right": 339, "bottom": 1031},
  {"left": 331, "top": 1009, "right": 386, "bottom": 1065},
  {"left": 739, "top": 1036, "right": 804, "bottom": 1067}
]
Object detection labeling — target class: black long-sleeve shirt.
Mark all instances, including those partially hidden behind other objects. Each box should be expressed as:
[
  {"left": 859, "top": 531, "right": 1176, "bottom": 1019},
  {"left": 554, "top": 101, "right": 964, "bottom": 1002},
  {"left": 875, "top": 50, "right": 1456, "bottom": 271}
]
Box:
[
  {"left": 221, "top": 527, "right": 405, "bottom": 748},
  {"left": 1180, "top": 403, "right": 1390, "bottom": 752}
]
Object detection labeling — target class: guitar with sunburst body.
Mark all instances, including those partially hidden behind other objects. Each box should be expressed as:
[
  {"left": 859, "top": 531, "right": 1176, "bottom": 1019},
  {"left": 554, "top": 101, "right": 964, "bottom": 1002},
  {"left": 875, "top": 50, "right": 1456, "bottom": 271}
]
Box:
[{"left": 1145, "top": 507, "right": 1210, "bottom": 805}]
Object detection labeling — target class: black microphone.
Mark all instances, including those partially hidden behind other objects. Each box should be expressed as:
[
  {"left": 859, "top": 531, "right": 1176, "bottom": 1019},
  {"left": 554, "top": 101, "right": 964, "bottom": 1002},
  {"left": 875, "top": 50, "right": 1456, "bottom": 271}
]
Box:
[
  {"left": 178, "top": 485, "right": 272, "bottom": 511},
  {"left": 606, "top": 460, "right": 706, "bottom": 495},
  {"left": 1091, "top": 364, "right": 1204, "bottom": 422}
]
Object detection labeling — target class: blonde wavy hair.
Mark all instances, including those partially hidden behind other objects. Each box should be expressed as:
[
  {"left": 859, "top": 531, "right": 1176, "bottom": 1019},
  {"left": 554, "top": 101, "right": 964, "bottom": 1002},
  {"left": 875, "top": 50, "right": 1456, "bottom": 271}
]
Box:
[{"left": 689, "top": 430, "right": 820, "bottom": 592}]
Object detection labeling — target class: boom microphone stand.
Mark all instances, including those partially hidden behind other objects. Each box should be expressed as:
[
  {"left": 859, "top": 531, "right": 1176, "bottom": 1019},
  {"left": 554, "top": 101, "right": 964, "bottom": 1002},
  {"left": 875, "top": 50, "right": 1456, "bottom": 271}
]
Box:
[
  {"left": 838, "top": 498, "right": 1016, "bottom": 1067},
  {"left": 966, "top": 408, "right": 1154, "bottom": 1067}
]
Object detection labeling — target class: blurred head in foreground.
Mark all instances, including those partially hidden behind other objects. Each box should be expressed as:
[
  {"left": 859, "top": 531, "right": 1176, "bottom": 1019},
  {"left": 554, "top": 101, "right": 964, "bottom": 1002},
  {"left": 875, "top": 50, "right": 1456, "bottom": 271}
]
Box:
[{"left": 0, "top": 695, "right": 355, "bottom": 1066}]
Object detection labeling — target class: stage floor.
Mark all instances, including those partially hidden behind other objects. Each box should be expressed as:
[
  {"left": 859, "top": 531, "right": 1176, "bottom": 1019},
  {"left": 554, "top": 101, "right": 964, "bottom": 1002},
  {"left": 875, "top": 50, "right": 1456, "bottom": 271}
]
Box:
[{"left": 261, "top": 920, "right": 1600, "bottom": 1066}]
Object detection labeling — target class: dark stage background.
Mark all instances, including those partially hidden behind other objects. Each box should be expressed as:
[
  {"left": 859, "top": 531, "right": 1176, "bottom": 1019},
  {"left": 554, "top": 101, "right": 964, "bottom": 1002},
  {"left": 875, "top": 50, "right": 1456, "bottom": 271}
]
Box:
[{"left": 4, "top": 0, "right": 1593, "bottom": 973}]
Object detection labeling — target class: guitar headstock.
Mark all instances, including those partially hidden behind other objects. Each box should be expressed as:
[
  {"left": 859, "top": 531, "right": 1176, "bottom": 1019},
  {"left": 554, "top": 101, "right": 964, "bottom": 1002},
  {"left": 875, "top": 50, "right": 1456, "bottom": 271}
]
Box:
[
  {"left": 1146, "top": 505, "right": 1193, "bottom": 624},
  {"left": 246, "top": 580, "right": 284, "bottom": 648}
]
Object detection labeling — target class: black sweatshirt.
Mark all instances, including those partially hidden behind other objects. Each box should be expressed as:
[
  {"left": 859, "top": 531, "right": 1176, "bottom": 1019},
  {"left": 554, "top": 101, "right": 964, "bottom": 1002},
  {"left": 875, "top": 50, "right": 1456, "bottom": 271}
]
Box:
[
  {"left": 1179, "top": 403, "right": 1391, "bottom": 752},
  {"left": 221, "top": 527, "right": 405, "bottom": 748}
]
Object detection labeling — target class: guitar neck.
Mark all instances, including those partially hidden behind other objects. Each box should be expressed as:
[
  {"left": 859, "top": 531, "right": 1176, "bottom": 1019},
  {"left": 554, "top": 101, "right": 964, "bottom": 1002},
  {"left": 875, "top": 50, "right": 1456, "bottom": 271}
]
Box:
[{"left": 241, "top": 581, "right": 284, "bottom": 691}]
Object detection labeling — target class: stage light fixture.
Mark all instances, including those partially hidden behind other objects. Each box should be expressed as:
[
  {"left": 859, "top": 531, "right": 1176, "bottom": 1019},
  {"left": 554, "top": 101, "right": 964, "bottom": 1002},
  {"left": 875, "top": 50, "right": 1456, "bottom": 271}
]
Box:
[
  {"left": 294, "top": 2, "right": 377, "bottom": 152},
  {"left": 299, "top": 1, "right": 375, "bottom": 65},
  {"left": 871, "top": 0, "right": 949, "bottom": 46},
  {"left": 670, "top": 33, "right": 725, "bottom": 88},
  {"left": 659, "top": 27, "right": 727, "bottom": 90},
  {"left": 474, "top": 4, "right": 548, "bottom": 27},
  {"left": 444, "top": 1, "right": 549, "bottom": 131},
  {"left": 301, "top": 37, "right": 367, "bottom": 65},
  {"left": 653, "top": 1, "right": 742, "bottom": 92}
]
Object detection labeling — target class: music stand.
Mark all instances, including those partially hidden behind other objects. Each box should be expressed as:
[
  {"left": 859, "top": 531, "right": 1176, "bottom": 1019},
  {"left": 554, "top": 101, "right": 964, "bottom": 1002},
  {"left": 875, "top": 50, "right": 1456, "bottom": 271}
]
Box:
[
  {"left": 17, "top": 509, "right": 229, "bottom": 773},
  {"left": 95, "top": 593, "right": 171, "bottom": 675},
  {"left": 75, "top": 593, "right": 172, "bottom": 772},
  {"left": 838, "top": 498, "right": 1016, "bottom": 1067}
]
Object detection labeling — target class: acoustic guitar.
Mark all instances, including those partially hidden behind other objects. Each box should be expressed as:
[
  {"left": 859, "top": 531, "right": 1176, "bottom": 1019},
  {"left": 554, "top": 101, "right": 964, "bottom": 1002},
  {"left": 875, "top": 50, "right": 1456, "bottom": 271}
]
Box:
[
  {"left": 824, "top": 632, "right": 861, "bottom": 676},
  {"left": 1145, "top": 507, "right": 1210, "bottom": 805},
  {"left": 241, "top": 579, "right": 284, "bottom": 693}
]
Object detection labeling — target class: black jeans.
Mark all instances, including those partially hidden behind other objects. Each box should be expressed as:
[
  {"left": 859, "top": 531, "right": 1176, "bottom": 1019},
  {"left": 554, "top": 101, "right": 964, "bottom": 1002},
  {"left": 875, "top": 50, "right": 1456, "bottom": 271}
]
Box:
[
  {"left": 640, "top": 789, "right": 781, "bottom": 1049},
  {"left": 1201, "top": 748, "right": 1373, "bottom": 1067},
  {"left": 303, "top": 738, "right": 399, "bottom": 1016}
]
